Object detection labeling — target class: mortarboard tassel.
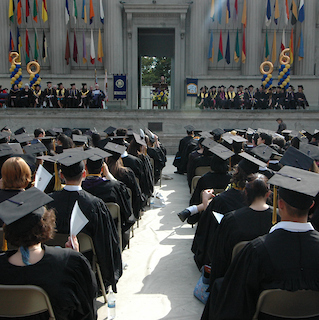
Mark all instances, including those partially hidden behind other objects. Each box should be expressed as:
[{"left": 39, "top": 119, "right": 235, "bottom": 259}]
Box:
[
  {"left": 272, "top": 186, "right": 278, "bottom": 225},
  {"left": 53, "top": 162, "right": 62, "bottom": 191},
  {"left": 2, "top": 231, "right": 8, "bottom": 252}
]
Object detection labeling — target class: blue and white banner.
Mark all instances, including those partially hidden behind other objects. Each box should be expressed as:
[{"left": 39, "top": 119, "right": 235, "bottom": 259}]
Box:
[
  {"left": 186, "top": 78, "right": 198, "bottom": 97},
  {"left": 113, "top": 74, "right": 127, "bottom": 100}
]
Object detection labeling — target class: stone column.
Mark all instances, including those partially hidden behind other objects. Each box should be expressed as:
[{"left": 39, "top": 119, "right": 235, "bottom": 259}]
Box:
[{"left": 0, "top": 2, "right": 11, "bottom": 74}]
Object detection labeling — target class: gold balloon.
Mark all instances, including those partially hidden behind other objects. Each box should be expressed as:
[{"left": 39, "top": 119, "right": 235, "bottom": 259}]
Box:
[
  {"left": 38, "top": 77, "right": 42, "bottom": 82},
  {"left": 26, "top": 61, "right": 41, "bottom": 75},
  {"left": 280, "top": 71, "right": 284, "bottom": 76},
  {"left": 283, "top": 68, "right": 288, "bottom": 73},
  {"left": 10, "top": 52, "right": 21, "bottom": 66},
  {"left": 29, "top": 74, "right": 35, "bottom": 80},
  {"left": 260, "top": 61, "right": 274, "bottom": 75},
  {"left": 18, "top": 83, "right": 22, "bottom": 88},
  {"left": 279, "top": 48, "right": 291, "bottom": 65},
  {"left": 286, "top": 64, "right": 290, "bottom": 69},
  {"left": 262, "top": 81, "right": 267, "bottom": 86},
  {"left": 282, "top": 81, "right": 287, "bottom": 86},
  {"left": 267, "top": 74, "right": 272, "bottom": 79}
]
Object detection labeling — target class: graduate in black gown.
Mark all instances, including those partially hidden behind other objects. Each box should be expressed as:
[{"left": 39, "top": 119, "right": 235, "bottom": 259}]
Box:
[
  {"left": 42, "top": 81, "right": 57, "bottom": 108},
  {"left": 8, "top": 84, "right": 20, "bottom": 107},
  {"left": 0, "top": 188, "right": 97, "bottom": 320},
  {"left": 202, "top": 166, "right": 319, "bottom": 320},
  {"left": 17, "top": 83, "right": 33, "bottom": 107},
  {"left": 66, "top": 83, "right": 81, "bottom": 108}
]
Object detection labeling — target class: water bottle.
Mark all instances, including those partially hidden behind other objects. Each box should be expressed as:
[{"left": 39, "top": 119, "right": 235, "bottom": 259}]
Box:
[{"left": 108, "top": 290, "right": 116, "bottom": 319}]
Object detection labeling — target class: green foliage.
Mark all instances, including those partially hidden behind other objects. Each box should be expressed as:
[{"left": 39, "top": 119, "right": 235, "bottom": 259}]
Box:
[{"left": 141, "top": 56, "right": 171, "bottom": 86}]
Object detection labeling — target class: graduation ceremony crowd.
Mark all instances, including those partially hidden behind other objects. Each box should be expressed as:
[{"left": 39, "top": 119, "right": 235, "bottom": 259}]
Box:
[
  {"left": 196, "top": 84, "right": 309, "bottom": 110},
  {"left": 0, "top": 125, "right": 167, "bottom": 319},
  {"left": 174, "top": 123, "right": 319, "bottom": 319}
]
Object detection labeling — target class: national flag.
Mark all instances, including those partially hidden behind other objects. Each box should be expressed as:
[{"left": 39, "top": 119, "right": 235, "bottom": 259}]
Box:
[
  {"left": 226, "top": 0, "right": 231, "bottom": 24},
  {"left": 241, "top": 0, "right": 247, "bottom": 27},
  {"left": 265, "top": 28, "right": 269, "bottom": 61},
  {"left": 90, "top": 29, "right": 95, "bottom": 64},
  {"left": 284, "top": 0, "right": 289, "bottom": 25},
  {"left": 234, "top": 28, "right": 240, "bottom": 63},
  {"left": 73, "top": 31, "right": 78, "bottom": 63},
  {"left": 225, "top": 31, "right": 230, "bottom": 64},
  {"left": 82, "top": 0, "right": 87, "bottom": 23},
  {"left": 281, "top": 28, "right": 286, "bottom": 52},
  {"left": 298, "top": 0, "right": 304, "bottom": 23},
  {"left": 82, "top": 31, "right": 87, "bottom": 63},
  {"left": 100, "top": 0, "right": 104, "bottom": 24},
  {"left": 33, "top": 0, "right": 38, "bottom": 22},
  {"left": 218, "top": 30, "right": 223, "bottom": 62},
  {"left": 265, "top": 0, "right": 271, "bottom": 27},
  {"left": 291, "top": 0, "right": 297, "bottom": 25},
  {"left": 234, "top": 0, "right": 238, "bottom": 20},
  {"left": 210, "top": 0, "right": 215, "bottom": 20},
  {"left": 42, "top": 30, "right": 48, "bottom": 62},
  {"left": 97, "top": 28, "right": 103, "bottom": 63},
  {"left": 65, "top": 0, "right": 70, "bottom": 24},
  {"left": 65, "top": 30, "right": 70, "bottom": 65},
  {"left": 104, "top": 69, "right": 108, "bottom": 101},
  {"left": 242, "top": 26, "right": 246, "bottom": 63},
  {"left": 34, "top": 28, "right": 39, "bottom": 60},
  {"left": 9, "top": 30, "right": 14, "bottom": 62},
  {"left": 9, "top": 0, "right": 15, "bottom": 23},
  {"left": 17, "top": 27, "right": 22, "bottom": 62},
  {"left": 25, "top": 29, "right": 31, "bottom": 63},
  {"left": 271, "top": 30, "right": 277, "bottom": 63},
  {"left": 274, "top": 0, "right": 279, "bottom": 25},
  {"left": 17, "top": 0, "right": 22, "bottom": 25},
  {"left": 73, "top": 0, "right": 78, "bottom": 23},
  {"left": 42, "top": 0, "right": 48, "bottom": 22},
  {"left": 217, "top": 0, "right": 222, "bottom": 24},
  {"left": 298, "top": 29, "right": 304, "bottom": 61},
  {"left": 289, "top": 28, "right": 294, "bottom": 64},
  {"left": 89, "top": 0, "right": 94, "bottom": 24},
  {"left": 26, "top": 0, "right": 30, "bottom": 22},
  {"left": 208, "top": 30, "right": 214, "bottom": 63}
]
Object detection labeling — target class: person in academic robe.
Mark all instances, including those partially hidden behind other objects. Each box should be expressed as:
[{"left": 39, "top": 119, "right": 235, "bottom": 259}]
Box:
[
  {"left": 17, "top": 83, "right": 33, "bottom": 108},
  {"left": 216, "top": 85, "right": 227, "bottom": 109},
  {"left": 284, "top": 85, "right": 296, "bottom": 109},
  {"left": 273, "top": 86, "right": 284, "bottom": 109},
  {"left": 32, "top": 84, "right": 42, "bottom": 108},
  {"left": 0, "top": 188, "right": 97, "bottom": 320},
  {"left": 225, "top": 85, "right": 236, "bottom": 109},
  {"left": 234, "top": 85, "right": 245, "bottom": 109},
  {"left": 56, "top": 83, "right": 66, "bottom": 108},
  {"left": 80, "top": 83, "right": 92, "bottom": 108},
  {"left": 42, "top": 81, "right": 57, "bottom": 108},
  {"left": 8, "top": 84, "right": 20, "bottom": 107},
  {"left": 207, "top": 86, "right": 217, "bottom": 109},
  {"left": 195, "top": 86, "right": 209, "bottom": 109},
  {"left": 90, "top": 84, "right": 105, "bottom": 109},
  {"left": 201, "top": 167, "right": 319, "bottom": 320},
  {"left": 295, "top": 85, "right": 309, "bottom": 109},
  {"left": 276, "top": 118, "right": 287, "bottom": 134},
  {"left": 245, "top": 84, "right": 256, "bottom": 109},
  {"left": 47, "top": 154, "right": 122, "bottom": 292},
  {"left": 66, "top": 83, "right": 81, "bottom": 108},
  {"left": 82, "top": 156, "right": 135, "bottom": 249}
]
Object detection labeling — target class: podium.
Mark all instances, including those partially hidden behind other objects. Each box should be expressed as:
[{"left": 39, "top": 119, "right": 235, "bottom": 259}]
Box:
[{"left": 152, "top": 83, "right": 168, "bottom": 109}]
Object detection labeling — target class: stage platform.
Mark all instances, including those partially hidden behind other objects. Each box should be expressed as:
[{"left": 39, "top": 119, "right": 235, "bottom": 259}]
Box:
[{"left": 1, "top": 108, "right": 318, "bottom": 154}]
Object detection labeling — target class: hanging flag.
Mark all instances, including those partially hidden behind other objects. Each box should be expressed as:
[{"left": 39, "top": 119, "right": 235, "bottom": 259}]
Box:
[
  {"left": 65, "top": 31, "right": 70, "bottom": 65},
  {"left": 298, "top": 0, "right": 304, "bottom": 23},
  {"left": 289, "top": 28, "right": 294, "bottom": 64},
  {"left": 26, "top": 0, "right": 30, "bottom": 22},
  {"left": 265, "top": 28, "right": 269, "bottom": 61},
  {"left": 65, "top": 0, "right": 70, "bottom": 24},
  {"left": 9, "top": 29, "right": 15, "bottom": 62},
  {"left": 17, "top": 0, "right": 22, "bottom": 25},
  {"left": 298, "top": 29, "right": 304, "bottom": 61},
  {"left": 241, "top": 0, "right": 247, "bottom": 27},
  {"left": 226, "top": 0, "right": 231, "bottom": 24},
  {"left": 42, "top": 0, "right": 48, "bottom": 22},
  {"left": 284, "top": 0, "right": 289, "bottom": 25},
  {"left": 98, "top": 28, "right": 103, "bottom": 62},
  {"left": 234, "top": 0, "right": 238, "bottom": 20},
  {"left": 104, "top": 69, "right": 108, "bottom": 101},
  {"left": 281, "top": 29, "right": 286, "bottom": 51},
  {"left": 73, "top": 0, "right": 78, "bottom": 23},
  {"left": 34, "top": 28, "right": 39, "bottom": 60},
  {"left": 265, "top": 0, "right": 271, "bottom": 27},
  {"left": 9, "top": 0, "right": 15, "bottom": 23},
  {"left": 73, "top": 31, "right": 78, "bottom": 63},
  {"left": 234, "top": 28, "right": 240, "bottom": 63},
  {"left": 17, "top": 27, "right": 22, "bottom": 62},
  {"left": 274, "top": 0, "right": 279, "bottom": 25},
  {"left": 33, "top": 0, "right": 38, "bottom": 22},
  {"left": 218, "top": 30, "right": 223, "bottom": 62},
  {"left": 208, "top": 30, "right": 214, "bottom": 63},
  {"left": 100, "top": 0, "right": 104, "bottom": 24},
  {"left": 82, "top": 0, "right": 87, "bottom": 23},
  {"left": 242, "top": 26, "right": 246, "bottom": 63},
  {"left": 42, "top": 30, "right": 48, "bottom": 62},
  {"left": 291, "top": 0, "right": 297, "bottom": 25},
  {"left": 90, "top": 29, "right": 95, "bottom": 64},
  {"left": 82, "top": 31, "right": 87, "bottom": 63},
  {"left": 271, "top": 30, "right": 277, "bottom": 63},
  {"left": 217, "top": 0, "right": 222, "bottom": 24},
  {"left": 210, "top": 0, "right": 215, "bottom": 20},
  {"left": 225, "top": 31, "right": 230, "bottom": 64},
  {"left": 25, "top": 29, "right": 31, "bottom": 63},
  {"left": 89, "top": 0, "right": 94, "bottom": 24}
]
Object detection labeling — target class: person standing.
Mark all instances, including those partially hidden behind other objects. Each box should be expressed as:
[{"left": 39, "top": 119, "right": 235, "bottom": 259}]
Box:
[{"left": 276, "top": 118, "right": 287, "bottom": 134}]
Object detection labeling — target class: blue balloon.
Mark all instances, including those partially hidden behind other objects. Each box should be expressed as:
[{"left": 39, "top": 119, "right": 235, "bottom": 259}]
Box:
[
  {"left": 14, "top": 80, "right": 18, "bottom": 84},
  {"left": 287, "top": 71, "right": 290, "bottom": 75},
  {"left": 36, "top": 74, "right": 39, "bottom": 79},
  {"left": 14, "top": 67, "right": 18, "bottom": 72},
  {"left": 283, "top": 74, "right": 287, "bottom": 79},
  {"left": 282, "top": 64, "right": 285, "bottom": 68}
]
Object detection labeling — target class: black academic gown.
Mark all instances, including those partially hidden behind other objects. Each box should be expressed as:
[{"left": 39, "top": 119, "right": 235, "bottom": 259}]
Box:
[
  {"left": 43, "top": 87, "right": 57, "bottom": 108},
  {"left": 147, "top": 145, "right": 167, "bottom": 184},
  {"left": 17, "top": 89, "right": 33, "bottom": 107},
  {"left": 173, "top": 135, "right": 194, "bottom": 173},
  {"left": 202, "top": 229, "right": 319, "bottom": 320},
  {"left": 191, "top": 187, "right": 246, "bottom": 269},
  {"left": 66, "top": 89, "right": 81, "bottom": 108},
  {"left": 138, "top": 153, "right": 154, "bottom": 200},
  {"left": 0, "top": 245, "right": 97, "bottom": 320},
  {"left": 47, "top": 189, "right": 122, "bottom": 292}
]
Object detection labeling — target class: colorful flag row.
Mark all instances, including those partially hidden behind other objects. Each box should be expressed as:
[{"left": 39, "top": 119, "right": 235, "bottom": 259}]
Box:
[
  {"left": 65, "top": 29, "right": 104, "bottom": 65},
  {"left": 9, "top": 0, "right": 48, "bottom": 24}
]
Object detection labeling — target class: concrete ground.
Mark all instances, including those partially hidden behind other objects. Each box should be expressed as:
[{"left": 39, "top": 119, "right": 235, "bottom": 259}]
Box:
[{"left": 97, "top": 156, "right": 204, "bottom": 320}]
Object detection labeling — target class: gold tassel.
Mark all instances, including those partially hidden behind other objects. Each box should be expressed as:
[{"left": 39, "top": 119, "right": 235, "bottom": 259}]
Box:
[
  {"left": 272, "top": 186, "right": 278, "bottom": 225},
  {"left": 53, "top": 162, "right": 62, "bottom": 191},
  {"left": 229, "top": 157, "right": 232, "bottom": 172},
  {"left": 2, "top": 231, "right": 7, "bottom": 252}
]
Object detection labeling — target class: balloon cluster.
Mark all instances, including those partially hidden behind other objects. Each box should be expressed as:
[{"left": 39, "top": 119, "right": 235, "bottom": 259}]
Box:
[
  {"left": 27, "top": 61, "right": 41, "bottom": 89},
  {"left": 260, "top": 61, "right": 274, "bottom": 91},
  {"left": 277, "top": 49, "right": 291, "bottom": 90},
  {"left": 9, "top": 63, "right": 23, "bottom": 88}
]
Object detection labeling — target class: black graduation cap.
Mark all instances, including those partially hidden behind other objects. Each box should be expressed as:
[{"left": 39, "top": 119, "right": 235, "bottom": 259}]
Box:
[
  {"left": 229, "top": 85, "right": 234, "bottom": 89},
  {"left": 57, "top": 83, "right": 62, "bottom": 86},
  {"left": 0, "top": 131, "right": 10, "bottom": 140},
  {"left": 248, "top": 84, "right": 254, "bottom": 88},
  {"left": 202, "top": 138, "right": 217, "bottom": 149},
  {"left": 268, "top": 166, "right": 319, "bottom": 210},
  {"left": 184, "top": 125, "right": 194, "bottom": 132},
  {"left": 104, "top": 126, "right": 117, "bottom": 135},
  {"left": 0, "top": 144, "right": 14, "bottom": 158},
  {"left": 210, "top": 86, "right": 216, "bottom": 89},
  {"left": 212, "top": 128, "right": 225, "bottom": 137},
  {"left": 85, "top": 147, "right": 111, "bottom": 161},
  {"left": 1, "top": 126, "right": 10, "bottom": 132},
  {"left": 104, "top": 142, "right": 126, "bottom": 156},
  {"left": 72, "top": 134, "right": 88, "bottom": 143},
  {"left": 50, "top": 150, "right": 88, "bottom": 166},
  {"left": 199, "top": 131, "right": 213, "bottom": 139},
  {"left": 62, "top": 128, "right": 72, "bottom": 138},
  {"left": 126, "top": 128, "right": 134, "bottom": 136},
  {"left": 238, "top": 152, "right": 267, "bottom": 175},
  {"left": 209, "top": 143, "right": 235, "bottom": 160},
  {"left": 133, "top": 132, "right": 147, "bottom": 147},
  {"left": 45, "top": 129, "right": 57, "bottom": 137},
  {"left": 15, "top": 133, "right": 34, "bottom": 144},
  {"left": 299, "top": 143, "right": 319, "bottom": 161},
  {"left": 280, "top": 146, "right": 313, "bottom": 171},
  {"left": 298, "top": 85, "right": 304, "bottom": 90},
  {"left": 46, "top": 81, "right": 52, "bottom": 84},
  {"left": 236, "top": 129, "right": 246, "bottom": 136},
  {"left": 14, "top": 127, "right": 26, "bottom": 135},
  {"left": 70, "top": 83, "right": 75, "bottom": 87},
  {"left": 82, "top": 83, "right": 87, "bottom": 86},
  {"left": 0, "top": 187, "right": 53, "bottom": 226},
  {"left": 237, "top": 85, "right": 243, "bottom": 88},
  {"left": 251, "top": 144, "right": 276, "bottom": 162},
  {"left": 52, "top": 128, "right": 63, "bottom": 133},
  {"left": 23, "top": 142, "right": 47, "bottom": 155}
]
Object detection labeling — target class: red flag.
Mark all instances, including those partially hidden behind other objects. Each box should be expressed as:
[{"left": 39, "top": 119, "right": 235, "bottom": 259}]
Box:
[
  {"left": 25, "top": 29, "right": 31, "bottom": 63},
  {"left": 26, "top": 0, "right": 30, "bottom": 22},
  {"left": 17, "top": 0, "right": 22, "bottom": 25},
  {"left": 9, "top": 30, "right": 14, "bottom": 63},
  {"left": 242, "top": 26, "right": 246, "bottom": 63},
  {"left": 281, "top": 29, "right": 286, "bottom": 52},
  {"left": 234, "top": 0, "right": 238, "bottom": 20},
  {"left": 73, "top": 31, "right": 78, "bottom": 63},
  {"left": 89, "top": 0, "right": 94, "bottom": 24},
  {"left": 65, "top": 31, "right": 70, "bottom": 65},
  {"left": 217, "top": 30, "right": 223, "bottom": 61}
]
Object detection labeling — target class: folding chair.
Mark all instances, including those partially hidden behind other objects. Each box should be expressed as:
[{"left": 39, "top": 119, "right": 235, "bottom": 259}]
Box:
[
  {"left": 191, "top": 176, "right": 201, "bottom": 195},
  {"left": 0, "top": 284, "right": 55, "bottom": 319},
  {"left": 194, "top": 166, "right": 211, "bottom": 176},
  {"left": 105, "top": 202, "right": 122, "bottom": 252},
  {"left": 231, "top": 241, "right": 249, "bottom": 262},
  {"left": 253, "top": 289, "right": 319, "bottom": 319}
]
